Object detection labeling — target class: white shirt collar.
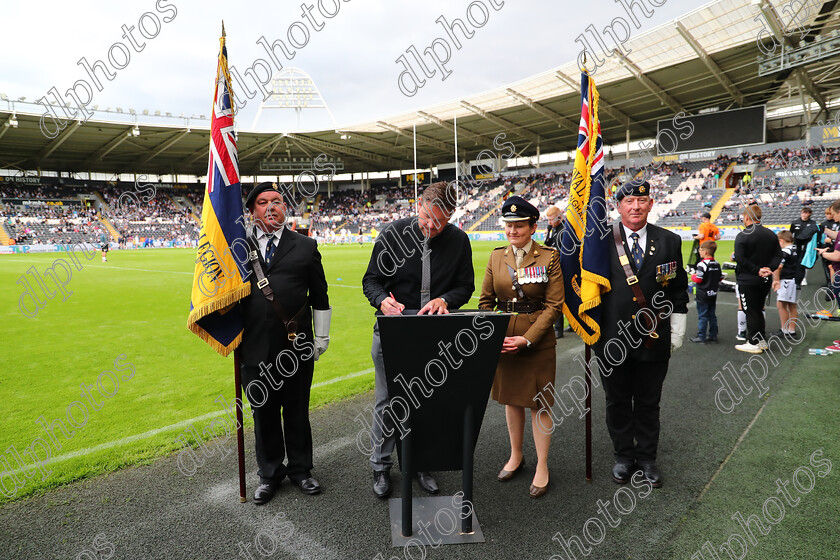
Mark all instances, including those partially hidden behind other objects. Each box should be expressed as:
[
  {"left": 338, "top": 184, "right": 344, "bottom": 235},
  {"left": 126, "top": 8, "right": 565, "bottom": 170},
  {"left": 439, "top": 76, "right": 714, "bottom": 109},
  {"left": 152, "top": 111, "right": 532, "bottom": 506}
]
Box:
[
  {"left": 256, "top": 226, "right": 284, "bottom": 242},
  {"left": 622, "top": 223, "right": 647, "bottom": 249}
]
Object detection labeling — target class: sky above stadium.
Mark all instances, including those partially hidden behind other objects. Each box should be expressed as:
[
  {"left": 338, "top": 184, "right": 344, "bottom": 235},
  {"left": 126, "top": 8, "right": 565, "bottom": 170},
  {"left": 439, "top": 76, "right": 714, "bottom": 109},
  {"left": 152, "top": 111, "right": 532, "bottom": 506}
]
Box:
[{"left": 3, "top": 0, "right": 710, "bottom": 132}]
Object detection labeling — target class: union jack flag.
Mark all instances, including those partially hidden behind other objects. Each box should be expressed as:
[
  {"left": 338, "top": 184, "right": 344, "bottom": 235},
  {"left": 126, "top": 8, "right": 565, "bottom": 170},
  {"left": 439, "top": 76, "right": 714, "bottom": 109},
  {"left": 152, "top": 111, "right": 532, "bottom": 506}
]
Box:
[
  {"left": 188, "top": 31, "right": 251, "bottom": 356},
  {"left": 559, "top": 72, "right": 611, "bottom": 345},
  {"left": 207, "top": 40, "right": 239, "bottom": 193}
]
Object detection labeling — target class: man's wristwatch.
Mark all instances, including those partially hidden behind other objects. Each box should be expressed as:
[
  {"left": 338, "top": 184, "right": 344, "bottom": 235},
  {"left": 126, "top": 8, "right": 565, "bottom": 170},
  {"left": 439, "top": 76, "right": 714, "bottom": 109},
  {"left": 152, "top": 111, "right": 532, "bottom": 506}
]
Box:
[
  {"left": 439, "top": 297, "right": 447, "bottom": 306},
  {"left": 525, "top": 338, "right": 532, "bottom": 348}
]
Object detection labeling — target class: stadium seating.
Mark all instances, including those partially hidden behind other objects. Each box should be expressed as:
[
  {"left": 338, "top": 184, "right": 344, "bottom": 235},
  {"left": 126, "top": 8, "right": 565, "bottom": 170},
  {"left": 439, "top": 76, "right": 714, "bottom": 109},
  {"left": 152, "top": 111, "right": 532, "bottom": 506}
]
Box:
[{"left": 2, "top": 143, "right": 840, "bottom": 247}]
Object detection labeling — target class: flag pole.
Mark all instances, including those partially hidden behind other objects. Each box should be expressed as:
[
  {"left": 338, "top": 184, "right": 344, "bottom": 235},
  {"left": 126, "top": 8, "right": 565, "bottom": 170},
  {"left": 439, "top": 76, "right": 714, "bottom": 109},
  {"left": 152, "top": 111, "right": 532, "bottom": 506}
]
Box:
[
  {"left": 584, "top": 344, "right": 592, "bottom": 481},
  {"left": 234, "top": 348, "right": 247, "bottom": 501},
  {"left": 413, "top": 123, "right": 418, "bottom": 201},
  {"left": 453, "top": 114, "right": 459, "bottom": 187}
]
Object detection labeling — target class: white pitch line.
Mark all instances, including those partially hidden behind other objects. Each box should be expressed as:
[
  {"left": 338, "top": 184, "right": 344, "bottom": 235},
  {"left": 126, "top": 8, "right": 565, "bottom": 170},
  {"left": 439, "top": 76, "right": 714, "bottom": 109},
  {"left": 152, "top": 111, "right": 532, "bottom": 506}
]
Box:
[
  {"left": 90, "top": 265, "right": 193, "bottom": 275},
  {"left": 8, "top": 367, "right": 376, "bottom": 475},
  {"left": 8, "top": 410, "right": 228, "bottom": 476},
  {"left": 2, "top": 258, "right": 193, "bottom": 275},
  {"left": 311, "top": 368, "right": 374, "bottom": 388}
]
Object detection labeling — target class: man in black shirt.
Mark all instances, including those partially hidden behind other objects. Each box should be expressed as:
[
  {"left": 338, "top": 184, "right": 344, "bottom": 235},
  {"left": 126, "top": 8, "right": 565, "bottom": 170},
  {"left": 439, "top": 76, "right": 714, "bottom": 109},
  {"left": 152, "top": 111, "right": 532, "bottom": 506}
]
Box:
[
  {"left": 789, "top": 207, "right": 820, "bottom": 287},
  {"left": 734, "top": 204, "right": 783, "bottom": 354},
  {"left": 362, "top": 182, "right": 475, "bottom": 499},
  {"left": 544, "top": 205, "right": 565, "bottom": 337}
]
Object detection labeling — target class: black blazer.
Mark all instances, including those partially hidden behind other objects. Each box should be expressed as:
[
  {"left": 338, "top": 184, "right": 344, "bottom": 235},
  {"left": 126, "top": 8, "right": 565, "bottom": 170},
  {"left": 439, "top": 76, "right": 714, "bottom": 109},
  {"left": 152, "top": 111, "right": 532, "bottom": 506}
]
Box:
[
  {"left": 593, "top": 222, "right": 689, "bottom": 363},
  {"left": 240, "top": 229, "right": 329, "bottom": 367}
]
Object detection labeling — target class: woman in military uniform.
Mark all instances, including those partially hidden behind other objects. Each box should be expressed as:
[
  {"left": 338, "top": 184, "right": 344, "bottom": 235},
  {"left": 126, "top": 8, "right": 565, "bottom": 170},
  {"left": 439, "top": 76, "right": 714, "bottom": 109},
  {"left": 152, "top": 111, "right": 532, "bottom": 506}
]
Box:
[{"left": 479, "top": 196, "right": 564, "bottom": 498}]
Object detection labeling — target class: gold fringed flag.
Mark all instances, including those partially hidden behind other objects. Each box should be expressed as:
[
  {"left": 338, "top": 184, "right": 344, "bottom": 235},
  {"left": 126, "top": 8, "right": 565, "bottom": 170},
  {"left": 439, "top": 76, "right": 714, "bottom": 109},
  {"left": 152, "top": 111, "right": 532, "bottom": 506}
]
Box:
[
  {"left": 187, "top": 30, "right": 251, "bottom": 356},
  {"left": 559, "top": 72, "right": 611, "bottom": 345}
]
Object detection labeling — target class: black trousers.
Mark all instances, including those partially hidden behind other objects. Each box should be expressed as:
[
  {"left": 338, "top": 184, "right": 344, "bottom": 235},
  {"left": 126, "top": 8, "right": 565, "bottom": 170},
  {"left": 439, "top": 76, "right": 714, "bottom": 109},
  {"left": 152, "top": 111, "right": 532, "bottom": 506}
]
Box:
[
  {"left": 600, "top": 359, "right": 669, "bottom": 463},
  {"left": 822, "top": 257, "right": 833, "bottom": 286},
  {"left": 241, "top": 358, "right": 314, "bottom": 483},
  {"left": 738, "top": 282, "right": 771, "bottom": 345}
]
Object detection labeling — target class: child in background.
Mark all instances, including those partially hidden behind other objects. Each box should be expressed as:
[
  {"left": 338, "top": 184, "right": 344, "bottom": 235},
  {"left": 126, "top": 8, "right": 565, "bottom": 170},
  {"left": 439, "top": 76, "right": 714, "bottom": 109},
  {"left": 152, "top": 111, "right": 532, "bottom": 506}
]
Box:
[
  {"left": 690, "top": 240, "right": 722, "bottom": 343},
  {"left": 772, "top": 230, "right": 799, "bottom": 339}
]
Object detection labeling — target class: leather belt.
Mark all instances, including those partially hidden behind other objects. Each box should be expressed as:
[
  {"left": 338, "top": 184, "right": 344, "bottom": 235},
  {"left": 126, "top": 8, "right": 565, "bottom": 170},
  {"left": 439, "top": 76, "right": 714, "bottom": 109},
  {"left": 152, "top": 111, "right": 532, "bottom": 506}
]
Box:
[
  {"left": 498, "top": 300, "right": 545, "bottom": 314},
  {"left": 248, "top": 248, "right": 307, "bottom": 341},
  {"left": 612, "top": 223, "right": 659, "bottom": 348}
]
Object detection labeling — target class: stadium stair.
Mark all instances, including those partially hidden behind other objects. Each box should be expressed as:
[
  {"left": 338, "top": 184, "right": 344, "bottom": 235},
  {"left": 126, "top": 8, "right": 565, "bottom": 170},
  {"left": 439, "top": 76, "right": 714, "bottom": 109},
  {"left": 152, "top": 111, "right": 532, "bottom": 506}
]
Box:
[
  {"left": 310, "top": 194, "right": 322, "bottom": 217},
  {"left": 719, "top": 162, "right": 735, "bottom": 189},
  {"left": 98, "top": 216, "right": 120, "bottom": 241},
  {"left": 176, "top": 196, "right": 202, "bottom": 223},
  {"left": 0, "top": 222, "right": 11, "bottom": 246},
  {"left": 467, "top": 181, "right": 527, "bottom": 232},
  {"left": 93, "top": 190, "right": 111, "bottom": 212},
  {"left": 709, "top": 187, "right": 735, "bottom": 222}
]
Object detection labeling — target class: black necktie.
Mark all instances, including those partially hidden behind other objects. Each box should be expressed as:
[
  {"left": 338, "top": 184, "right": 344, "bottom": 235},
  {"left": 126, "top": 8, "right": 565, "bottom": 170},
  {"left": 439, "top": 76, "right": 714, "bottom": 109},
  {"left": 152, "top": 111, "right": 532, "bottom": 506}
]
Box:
[
  {"left": 264, "top": 236, "right": 276, "bottom": 263},
  {"left": 420, "top": 237, "right": 431, "bottom": 307},
  {"left": 630, "top": 232, "right": 644, "bottom": 270}
]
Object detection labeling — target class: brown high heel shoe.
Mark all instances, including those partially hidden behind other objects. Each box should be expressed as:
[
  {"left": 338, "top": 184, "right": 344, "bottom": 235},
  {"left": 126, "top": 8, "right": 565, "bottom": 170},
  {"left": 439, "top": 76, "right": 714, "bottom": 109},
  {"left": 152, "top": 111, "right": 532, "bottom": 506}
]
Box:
[{"left": 497, "top": 457, "right": 526, "bottom": 481}]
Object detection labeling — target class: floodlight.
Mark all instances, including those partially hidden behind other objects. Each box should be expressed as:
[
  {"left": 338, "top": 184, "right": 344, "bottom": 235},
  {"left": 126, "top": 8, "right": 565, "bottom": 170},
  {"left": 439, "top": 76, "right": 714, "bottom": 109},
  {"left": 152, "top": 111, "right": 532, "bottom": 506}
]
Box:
[
  {"left": 8, "top": 113, "right": 18, "bottom": 128},
  {"left": 132, "top": 124, "right": 140, "bottom": 136}
]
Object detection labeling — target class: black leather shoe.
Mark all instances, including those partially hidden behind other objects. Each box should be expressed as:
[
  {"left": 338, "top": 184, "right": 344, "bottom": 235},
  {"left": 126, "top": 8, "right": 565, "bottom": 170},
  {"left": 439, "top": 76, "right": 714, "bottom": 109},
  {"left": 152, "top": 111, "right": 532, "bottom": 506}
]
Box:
[
  {"left": 293, "top": 477, "right": 321, "bottom": 495},
  {"left": 416, "top": 471, "right": 439, "bottom": 494},
  {"left": 689, "top": 337, "right": 706, "bottom": 343},
  {"left": 707, "top": 338, "right": 718, "bottom": 343},
  {"left": 639, "top": 462, "right": 663, "bottom": 488},
  {"left": 373, "top": 470, "right": 391, "bottom": 499},
  {"left": 612, "top": 461, "right": 635, "bottom": 484},
  {"left": 253, "top": 482, "right": 280, "bottom": 505}
]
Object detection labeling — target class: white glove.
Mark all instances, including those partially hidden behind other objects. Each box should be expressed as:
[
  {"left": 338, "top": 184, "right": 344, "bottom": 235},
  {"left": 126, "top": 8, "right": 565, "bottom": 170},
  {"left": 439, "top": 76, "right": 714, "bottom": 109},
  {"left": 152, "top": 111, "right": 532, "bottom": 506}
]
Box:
[
  {"left": 670, "top": 313, "right": 687, "bottom": 353},
  {"left": 313, "top": 307, "right": 332, "bottom": 361}
]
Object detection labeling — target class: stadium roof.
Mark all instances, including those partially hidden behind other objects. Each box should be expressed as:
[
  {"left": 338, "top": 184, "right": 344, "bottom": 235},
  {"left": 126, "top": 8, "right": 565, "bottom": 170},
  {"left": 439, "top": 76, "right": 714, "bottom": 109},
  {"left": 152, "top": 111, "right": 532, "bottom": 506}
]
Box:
[{"left": 1, "top": 0, "right": 839, "bottom": 179}]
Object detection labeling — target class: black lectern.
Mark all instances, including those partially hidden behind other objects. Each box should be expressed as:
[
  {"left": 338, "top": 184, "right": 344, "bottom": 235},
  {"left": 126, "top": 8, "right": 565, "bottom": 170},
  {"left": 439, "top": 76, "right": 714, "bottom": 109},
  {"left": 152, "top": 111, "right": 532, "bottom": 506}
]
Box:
[{"left": 377, "top": 311, "right": 509, "bottom": 546}]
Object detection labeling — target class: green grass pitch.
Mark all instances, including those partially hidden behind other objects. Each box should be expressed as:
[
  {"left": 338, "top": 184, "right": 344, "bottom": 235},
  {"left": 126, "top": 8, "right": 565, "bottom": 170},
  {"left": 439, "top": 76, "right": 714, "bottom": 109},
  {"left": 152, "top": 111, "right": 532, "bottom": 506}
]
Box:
[
  {"left": 0, "top": 240, "right": 502, "bottom": 500},
  {"left": 0, "top": 237, "right": 735, "bottom": 501}
]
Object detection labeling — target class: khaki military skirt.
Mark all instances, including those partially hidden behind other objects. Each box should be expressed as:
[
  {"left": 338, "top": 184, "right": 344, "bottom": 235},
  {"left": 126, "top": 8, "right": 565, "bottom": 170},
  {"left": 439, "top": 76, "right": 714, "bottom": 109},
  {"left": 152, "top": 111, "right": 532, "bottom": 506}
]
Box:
[{"left": 490, "top": 309, "right": 557, "bottom": 408}]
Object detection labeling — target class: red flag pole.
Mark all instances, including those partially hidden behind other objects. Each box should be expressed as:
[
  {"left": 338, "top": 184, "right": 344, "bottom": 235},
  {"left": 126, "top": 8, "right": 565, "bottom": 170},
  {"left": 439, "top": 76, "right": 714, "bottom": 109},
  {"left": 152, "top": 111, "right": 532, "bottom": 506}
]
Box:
[
  {"left": 234, "top": 348, "right": 246, "bottom": 502},
  {"left": 585, "top": 344, "right": 592, "bottom": 482}
]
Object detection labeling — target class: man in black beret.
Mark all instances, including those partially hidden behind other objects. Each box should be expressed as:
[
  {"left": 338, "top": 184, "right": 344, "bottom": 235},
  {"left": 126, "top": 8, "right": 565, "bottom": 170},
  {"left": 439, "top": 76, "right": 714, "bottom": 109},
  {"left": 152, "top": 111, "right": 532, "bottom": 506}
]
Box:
[
  {"left": 240, "top": 182, "right": 331, "bottom": 504},
  {"left": 593, "top": 179, "right": 688, "bottom": 488}
]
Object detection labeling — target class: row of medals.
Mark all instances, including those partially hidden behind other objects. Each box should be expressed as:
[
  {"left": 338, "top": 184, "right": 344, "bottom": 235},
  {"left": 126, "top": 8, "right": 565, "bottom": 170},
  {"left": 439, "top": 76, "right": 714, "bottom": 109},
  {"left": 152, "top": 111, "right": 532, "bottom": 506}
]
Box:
[{"left": 517, "top": 266, "right": 548, "bottom": 284}]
